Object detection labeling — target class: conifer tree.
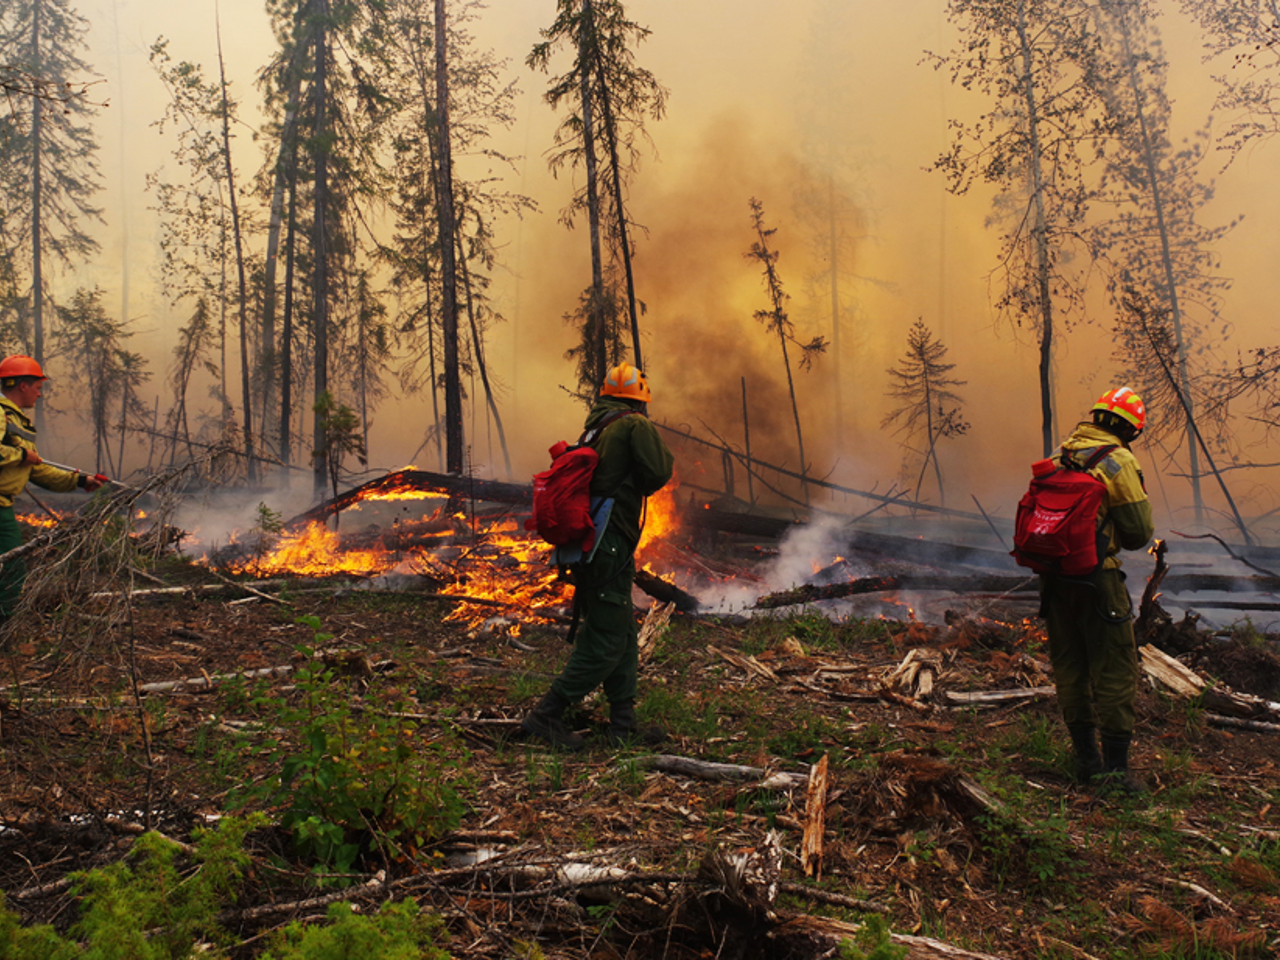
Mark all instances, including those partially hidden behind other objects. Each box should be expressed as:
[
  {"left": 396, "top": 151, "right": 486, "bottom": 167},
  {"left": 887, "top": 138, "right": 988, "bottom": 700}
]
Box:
[
  {"left": 53, "top": 287, "right": 149, "bottom": 475},
  {"left": 883, "top": 319, "right": 969, "bottom": 505},
  {"left": 0, "top": 0, "right": 103, "bottom": 433},
  {"left": 1179, "top": 0, "right": 1280, "bottom": 161},
  {"left": 382, "top": 0, "right": 527, "bottom": 476},
  {"left": 529, "top": 0, "right": 666, "bottom": 396},
  {"left": 259, "top": 0, "right": 391, "bottom": 491}
]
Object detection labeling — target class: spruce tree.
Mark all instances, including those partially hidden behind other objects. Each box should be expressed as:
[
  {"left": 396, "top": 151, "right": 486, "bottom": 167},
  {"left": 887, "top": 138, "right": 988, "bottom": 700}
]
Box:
[{"left": 0, "top": 0, "right": 102, "bottom": 433}]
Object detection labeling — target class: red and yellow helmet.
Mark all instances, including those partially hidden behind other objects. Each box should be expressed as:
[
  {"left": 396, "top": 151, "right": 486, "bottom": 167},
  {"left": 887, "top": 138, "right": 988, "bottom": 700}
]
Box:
[
  {"left": 0, "top": 355, "right": 47, "bottom": 381},
  {"left": 600, "top": 362, "right": 651, "bottom": 403},
  {"left": 1092, "top": 386, "right": 1145, "bottom": 432}
]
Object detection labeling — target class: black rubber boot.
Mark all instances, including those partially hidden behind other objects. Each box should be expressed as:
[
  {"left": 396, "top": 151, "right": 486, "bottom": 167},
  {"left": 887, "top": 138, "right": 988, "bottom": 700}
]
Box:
[
  {"left": 521, "top": 690, "right": 585, "bottom": 752},
  {"left": 1099, "top": 733, "right": 1146, "bottom": 796},
  {"left": 1067, "top": 723, "right": 1103, "bottom": 784},
  {"left": 606, "top": 698, "right": 666, "bottom": 748}
]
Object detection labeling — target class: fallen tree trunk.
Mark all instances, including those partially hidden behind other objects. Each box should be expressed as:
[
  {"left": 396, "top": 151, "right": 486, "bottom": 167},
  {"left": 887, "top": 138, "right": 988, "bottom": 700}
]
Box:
[
  {"left": 287, "top": 470, "right": 532, "bottom": 528},
  {"left": 634, "top": 568, "right": 700, "bottom": 612},
  {"left": 753, "top": 575, "right": 1035, "bottom": 609},
  {"left": 1140, "top": 644, "right": 1280, "bottom": 721},
  {"left": 685, "top": 507, "right": 1018, "bottom": 572}
]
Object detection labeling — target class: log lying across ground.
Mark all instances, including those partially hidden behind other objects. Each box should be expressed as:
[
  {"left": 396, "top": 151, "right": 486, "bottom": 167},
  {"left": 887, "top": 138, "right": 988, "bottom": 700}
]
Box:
[
  {"left": 686, "top": 506, "right": 1017, "bottom": 572},
  {"left": 753, "top": 575, "right": 1037, "bottom": 609},
  {"left": 752, "top": 572, "right": 1280, "bottom": 611},
  {"left": 287, "top": 470, "right": 532, "bottom": 528}
]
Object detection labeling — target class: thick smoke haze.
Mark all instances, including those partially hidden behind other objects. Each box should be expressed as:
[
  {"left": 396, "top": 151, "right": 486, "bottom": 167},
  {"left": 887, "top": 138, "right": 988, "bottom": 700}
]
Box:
[{"left": 35, "top": 0, "right": 1280, "bottom": 538}]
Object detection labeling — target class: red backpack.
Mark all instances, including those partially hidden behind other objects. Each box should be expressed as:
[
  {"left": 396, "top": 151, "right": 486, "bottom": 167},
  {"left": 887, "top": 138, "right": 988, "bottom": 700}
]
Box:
[
  {"left": 525, "top": 411, "right": 634, "bottom": 551},
  {"left": 1011, "top": 445, "right": 1117, "bottom": 576}
]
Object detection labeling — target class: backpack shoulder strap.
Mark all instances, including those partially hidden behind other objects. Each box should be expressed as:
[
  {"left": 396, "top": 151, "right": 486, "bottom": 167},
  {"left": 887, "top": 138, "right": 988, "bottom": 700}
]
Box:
[
  {"left": 1060, "top": 444, "right": 1118, "bottom": 472},
  {"left": 578, "top": 410, "right": 637, "bottom": 447}
]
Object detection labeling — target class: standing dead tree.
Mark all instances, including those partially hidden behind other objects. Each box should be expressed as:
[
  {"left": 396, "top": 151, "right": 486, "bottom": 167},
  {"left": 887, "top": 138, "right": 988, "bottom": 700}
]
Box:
[
  {"left": 745, "top": 198, "right": 827, "bottom": 506},
  {"left": 883, "top": 319, "right": 969, "bottom": 507},
  {"left": 1120, "top": 290, "right": 1252, "bottom": 545}
]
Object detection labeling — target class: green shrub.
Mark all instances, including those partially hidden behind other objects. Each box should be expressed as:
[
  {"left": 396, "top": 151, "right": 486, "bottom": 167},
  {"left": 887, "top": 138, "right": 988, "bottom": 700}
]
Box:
[
  {"left": 838, "top": 915, "right": 908, "bottom": 960},
  {"left": 260, "top": 900, "right": 450, "bottom": 960},
  {"left": 0, "top": 817, "right": 260, "bottom": 960},
  {"left": 234, "top": 617, "right": 469, "bottom": 878}
]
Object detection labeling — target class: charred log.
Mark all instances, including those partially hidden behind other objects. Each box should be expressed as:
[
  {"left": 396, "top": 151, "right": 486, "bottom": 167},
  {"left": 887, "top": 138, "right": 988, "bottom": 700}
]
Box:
[
  {"left": 753, "top": 575, "right": 1034, "bottom": 610},
  {"left": 634, "top": 568, "right": 700, "bottom": 612}
]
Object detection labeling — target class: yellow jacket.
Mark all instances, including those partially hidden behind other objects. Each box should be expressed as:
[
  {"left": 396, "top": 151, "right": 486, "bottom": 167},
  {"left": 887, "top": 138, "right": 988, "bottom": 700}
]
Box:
[
  {"left": 0, "top": 396, "right": 80, "bottom": 508},
  {"left": 1058, "top": 422, "right": 1155, "bottom": 569}
]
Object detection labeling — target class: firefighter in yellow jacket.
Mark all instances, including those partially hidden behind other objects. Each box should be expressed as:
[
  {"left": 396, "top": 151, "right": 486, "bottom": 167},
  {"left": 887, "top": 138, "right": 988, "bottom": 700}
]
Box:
[
  {"left": 1044, "top": 387, "right": 1154, "bottom": 794},
  {"left": 0, "top": 356, "right": 106, "bottom": 620}
]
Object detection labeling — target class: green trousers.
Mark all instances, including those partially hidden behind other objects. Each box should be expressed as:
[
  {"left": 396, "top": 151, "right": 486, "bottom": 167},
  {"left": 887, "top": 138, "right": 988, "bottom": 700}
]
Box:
[
  {"left": 1043, "top": 568, "right": 1139, "bottom": 736},
  {"left": 551, "top": 524, "right": 639, "bottom": 706},
  {"left": 0, "top": 505, "right": 24, "bottom": 620}
]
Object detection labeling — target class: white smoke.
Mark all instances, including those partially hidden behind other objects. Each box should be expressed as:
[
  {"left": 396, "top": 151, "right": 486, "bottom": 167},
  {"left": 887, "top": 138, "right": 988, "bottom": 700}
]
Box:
[{"left": 696, "top": 512, "right": 868, "bottom": 614}]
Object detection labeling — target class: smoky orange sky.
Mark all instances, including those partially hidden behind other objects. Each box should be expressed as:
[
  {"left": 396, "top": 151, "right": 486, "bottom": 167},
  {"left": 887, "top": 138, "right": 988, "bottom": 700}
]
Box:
[{"left": 61, "top": 0, "right": 1280, "bottom": 533}]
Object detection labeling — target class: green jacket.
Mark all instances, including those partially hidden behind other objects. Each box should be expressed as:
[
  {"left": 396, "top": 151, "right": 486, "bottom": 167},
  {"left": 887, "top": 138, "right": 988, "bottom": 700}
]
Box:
[
  {"left": 1058, "top": 421, "right": 1155, "bottom": 569},
  {"left": 0, "top": 396, "right": 80, "bottom": 508},
  {"left": 584, "top": 397, "right": 674, "bottom": 551}
]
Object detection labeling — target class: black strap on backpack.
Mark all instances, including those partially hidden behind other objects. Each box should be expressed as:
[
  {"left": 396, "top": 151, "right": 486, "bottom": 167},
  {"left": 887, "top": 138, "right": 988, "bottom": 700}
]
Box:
[{"left": 1061, "top": 444, "right": 1118, "bottom": 474}]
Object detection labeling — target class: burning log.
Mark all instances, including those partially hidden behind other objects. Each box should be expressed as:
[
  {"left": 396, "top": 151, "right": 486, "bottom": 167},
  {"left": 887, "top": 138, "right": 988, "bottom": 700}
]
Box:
[
  {"left": 634, "top": 568, "right": 700, "bottom": 612},
  {"left": 286, "top": 469, "right": 532, "bottom": 528},
  {"left": 753, "top": 575, "right": 1033, "bottom": 610}
]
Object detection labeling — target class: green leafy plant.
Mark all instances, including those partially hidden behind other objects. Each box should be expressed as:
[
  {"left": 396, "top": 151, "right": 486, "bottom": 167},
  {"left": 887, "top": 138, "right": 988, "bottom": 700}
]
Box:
[{"left": 233, "top": 616, "right": 468, "bottom": 878}]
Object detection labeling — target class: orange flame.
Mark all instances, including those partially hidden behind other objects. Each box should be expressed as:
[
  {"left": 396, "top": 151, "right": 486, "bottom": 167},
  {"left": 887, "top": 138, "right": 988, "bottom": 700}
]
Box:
[
  {"left": 638, "top": 478, "right": 680, "bottom": 553},
  {"left": 242, "top": 522, "right": 394, "bottom": 577}
]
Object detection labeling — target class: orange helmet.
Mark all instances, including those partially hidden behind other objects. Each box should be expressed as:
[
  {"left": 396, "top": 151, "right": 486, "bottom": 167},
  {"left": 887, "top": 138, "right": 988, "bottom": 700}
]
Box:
[
  {"left": 1092, "top": 386, "right": 1145, "bottom": 432},
  {"left": 600, "top": 362, "right": 651, "bottom": 403},
  {"left": 0, "top": 355, "right": 47, "bottom": 381}
]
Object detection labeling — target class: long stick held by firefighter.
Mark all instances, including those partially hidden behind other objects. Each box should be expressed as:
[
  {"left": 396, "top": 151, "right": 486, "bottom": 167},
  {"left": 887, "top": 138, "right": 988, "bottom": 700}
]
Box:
[
  {"left": 0, "top": 356, "right": 108, "bottom": 621},
  {"left": 521, "top": 362, "right": 675, "bottom": 751}
]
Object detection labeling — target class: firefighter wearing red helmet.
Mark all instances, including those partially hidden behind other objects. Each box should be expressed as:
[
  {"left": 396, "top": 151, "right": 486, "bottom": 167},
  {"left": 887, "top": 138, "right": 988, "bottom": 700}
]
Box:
[
  {"left": 521, "top": 362, "right": 674, "bottom": 750},
  {"left": 1043, "top": 386, "right": 1154, "bottom": 794},
  {"left": 0, "top": 356, "right": 106, "bottom": 621}
]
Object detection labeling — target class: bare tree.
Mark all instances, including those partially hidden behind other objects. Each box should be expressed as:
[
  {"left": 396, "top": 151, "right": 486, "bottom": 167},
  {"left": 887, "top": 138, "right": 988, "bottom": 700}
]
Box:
[
  {"left": 745, "top": 198, "right": 827, "bottom": 505},
  {"left": 1090, "top": 0, "right": 1237, "bottom": 525},
  {"left": 1179, "top": 0, "right": 1280, "bottom": 162},
  {"left": 1117, "top": 290, "right": 1252, "bottom": 543},
  {"left": 932, "top": 0, "right": 1111, "bottom": 456}
]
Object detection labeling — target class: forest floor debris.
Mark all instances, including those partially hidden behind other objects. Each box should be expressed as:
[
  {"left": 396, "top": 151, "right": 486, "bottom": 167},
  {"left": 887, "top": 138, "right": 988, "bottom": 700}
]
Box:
[{"left": 0, "top": 555, "right": 1278, "bottom": 958}]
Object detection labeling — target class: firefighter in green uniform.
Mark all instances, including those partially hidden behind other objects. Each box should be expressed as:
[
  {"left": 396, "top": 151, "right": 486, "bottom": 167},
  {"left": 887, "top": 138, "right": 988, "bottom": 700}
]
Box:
[
  {"left": 521, "top": 362, "right": 675, "bottom": 751},
  {"left": 0, "top": 356, "right": 106, "bottom": 620},
  {"left": 1044, "top": 387, "right": 1155, "bottom": 793}
]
